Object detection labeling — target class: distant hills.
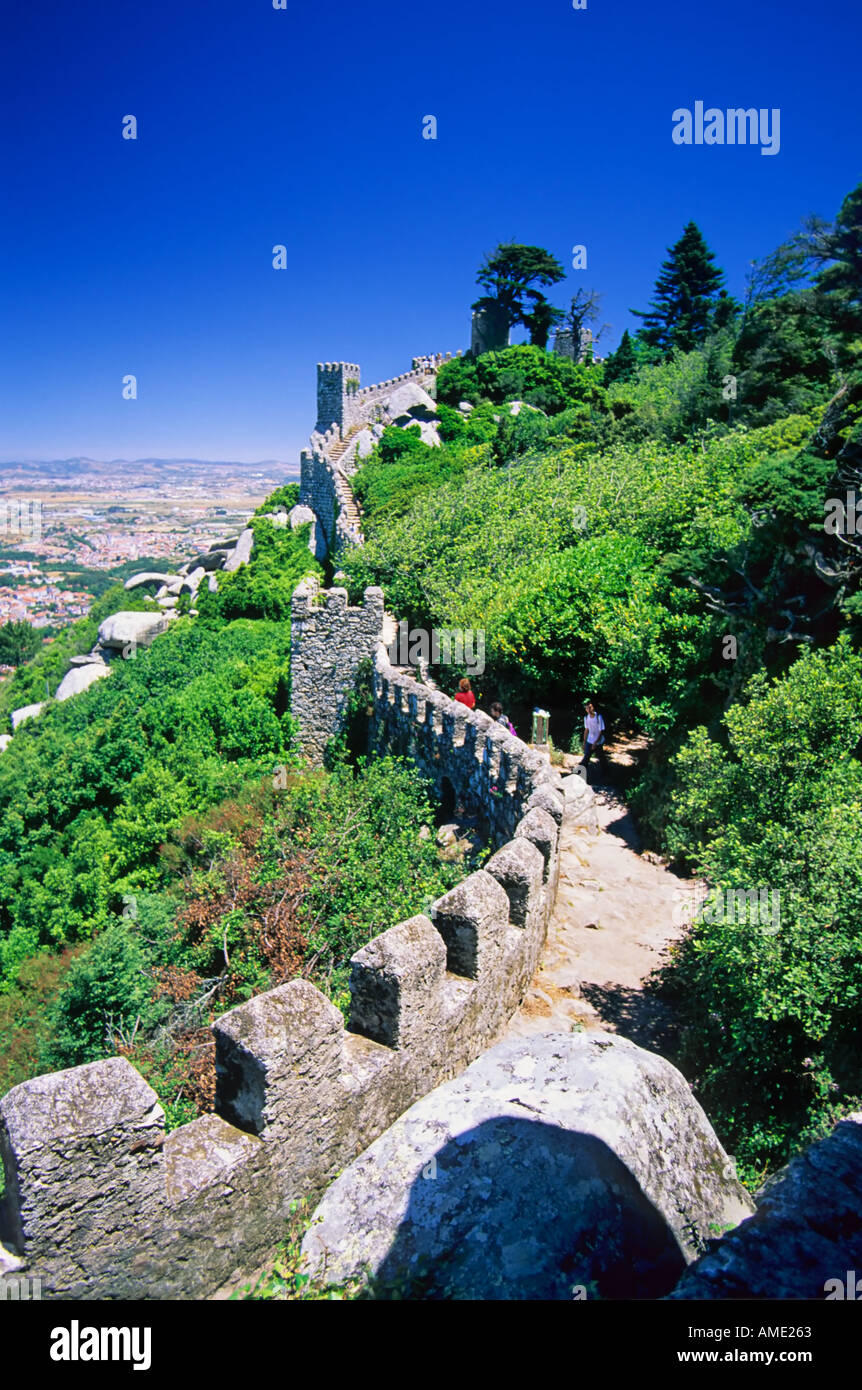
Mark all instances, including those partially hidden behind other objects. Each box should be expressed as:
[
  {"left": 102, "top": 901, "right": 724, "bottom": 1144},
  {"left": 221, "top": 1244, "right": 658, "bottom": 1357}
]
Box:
[{"left": 0, "top": 458, "right": 299, "bottom": 476}]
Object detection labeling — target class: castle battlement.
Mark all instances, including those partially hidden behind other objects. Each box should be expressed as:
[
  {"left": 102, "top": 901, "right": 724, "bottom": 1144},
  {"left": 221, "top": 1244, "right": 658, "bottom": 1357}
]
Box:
[
  {"left": 0, "top": 608, "right": 587, "bottom": 1297},
  {"left": 0, "top": 366, "right": 593, "bottom": 1303}
]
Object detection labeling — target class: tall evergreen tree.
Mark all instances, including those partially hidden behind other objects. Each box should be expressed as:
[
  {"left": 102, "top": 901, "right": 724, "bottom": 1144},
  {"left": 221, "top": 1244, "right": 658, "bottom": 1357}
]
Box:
[
  {"left": 632, "top": 222, "right": 726, "bottom": 355},
  {"left": 602, "top": 329, "right": 637, "bottom": 384}
]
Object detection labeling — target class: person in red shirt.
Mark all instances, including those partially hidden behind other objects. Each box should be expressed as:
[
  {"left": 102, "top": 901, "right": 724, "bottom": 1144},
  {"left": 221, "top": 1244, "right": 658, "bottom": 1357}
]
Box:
[{"left": 454, "top": 677, "right": 476, "bottom": 709}]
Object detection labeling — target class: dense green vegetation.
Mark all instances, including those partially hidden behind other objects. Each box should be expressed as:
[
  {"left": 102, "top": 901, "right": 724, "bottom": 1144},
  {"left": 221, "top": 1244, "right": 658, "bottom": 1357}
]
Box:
[
  {"left": 2, "top": 181, "right": 860, "bottom": 1188},
  {"left": 0, "top": 584, "right": 155, "bottom": 717},
  {"left": 0, "top": 620, "right": 42, "bottom": 666},
  {"left": 342, "top": 181, "right": 862, "bottom": 1178},
  {"left": 0, "top": 517, "right": 466, "bottom": 1122}
]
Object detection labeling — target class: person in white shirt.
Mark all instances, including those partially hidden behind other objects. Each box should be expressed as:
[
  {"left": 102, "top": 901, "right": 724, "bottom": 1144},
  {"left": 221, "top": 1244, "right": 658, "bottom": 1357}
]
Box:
[{"left": 581, "top": 700, "right": 607, "bottom": 778}]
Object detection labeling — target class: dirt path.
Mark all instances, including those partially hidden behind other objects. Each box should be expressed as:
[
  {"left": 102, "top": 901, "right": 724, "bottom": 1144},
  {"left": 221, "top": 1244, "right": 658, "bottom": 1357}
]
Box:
[{"left": 505, "top": 769, "right": 697, "bottom": 1058}]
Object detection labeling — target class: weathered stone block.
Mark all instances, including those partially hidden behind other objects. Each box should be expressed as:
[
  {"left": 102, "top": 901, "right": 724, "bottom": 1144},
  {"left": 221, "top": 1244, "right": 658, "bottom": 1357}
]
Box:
[
  {"left": 349, "top": 914, "right": 446, "bottom": 1048},
  {"left": 524, "top": 783, "right": 566, "bottom": 827},
  {"left": 164, "top": 1114, "right": 263, "bottom": 1207},
  {"left": 484, "top": 838, "right": 545, "bottom": 929},
  {"left": 0, "top": 1058, "right": 164, "bottom": 1260},
  {"left": 515, "top": 806, "right": 558, "bottom": 881},
  {"left": 432, "top": 871, "right": 510, "bottom": 979},
  {"left": 668, "top": 1113, "right": 862, "bottom": 1300},
  {"left": 301, "top": 1032, "right": 754, "bottom": 1299},
  {"left": 213, "top": 980, "right": 344, "bottom": 1140}
]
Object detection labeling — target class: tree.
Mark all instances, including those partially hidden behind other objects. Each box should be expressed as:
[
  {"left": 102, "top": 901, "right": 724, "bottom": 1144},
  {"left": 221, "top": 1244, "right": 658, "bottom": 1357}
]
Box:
[
  {"left": 523, "top": 297, "right": 564, "bottom": 349},
  {"left": 632, "top": 222, "right": 727, "bottom": 355},
  {"left": 564, "top": 289, "right": 608, "bottom": 357},
  {"left": 472, "top": 243, "right": 566, "bottom": 347},
  {"left": 603, "top": 329, "right": 638, "bottom": 385},
  {"left": 745, "top": 182, "right": 861, "bottom": 322},
  {"left": 0, "top": 620, "right": 41, "bottom": 666}
]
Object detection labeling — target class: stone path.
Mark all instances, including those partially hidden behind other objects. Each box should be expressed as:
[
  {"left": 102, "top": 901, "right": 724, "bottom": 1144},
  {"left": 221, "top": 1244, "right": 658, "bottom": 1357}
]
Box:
[{"left": 504, "top": 769, "right": 699, "bottom": 1058}]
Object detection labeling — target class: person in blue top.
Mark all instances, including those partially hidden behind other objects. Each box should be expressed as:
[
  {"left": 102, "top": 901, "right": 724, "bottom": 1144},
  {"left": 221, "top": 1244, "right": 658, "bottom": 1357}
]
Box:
[{"left": 581, "top": 699, "right": 608, "bottom": 778}]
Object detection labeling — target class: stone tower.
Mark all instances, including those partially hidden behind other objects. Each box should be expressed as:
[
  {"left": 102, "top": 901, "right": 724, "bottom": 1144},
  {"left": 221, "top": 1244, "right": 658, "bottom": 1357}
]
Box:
[
  {"left": 315, "top": 362, "right": 361, "bottom": 437},
  {"left": 470, "top": 305, "right": 509, "bottom": 356}
]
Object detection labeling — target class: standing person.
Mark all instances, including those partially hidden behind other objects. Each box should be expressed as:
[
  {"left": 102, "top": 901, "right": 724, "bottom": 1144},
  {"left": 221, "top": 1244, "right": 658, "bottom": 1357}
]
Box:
[
  {"left": 454, "top": 677, "right": 476, "bottom": 709},
  {"left": 581, "top": 699, "right": 608, "bottom": 777},
  {"left": 490, "top": 700, "right": 516, "bottom": 735}
]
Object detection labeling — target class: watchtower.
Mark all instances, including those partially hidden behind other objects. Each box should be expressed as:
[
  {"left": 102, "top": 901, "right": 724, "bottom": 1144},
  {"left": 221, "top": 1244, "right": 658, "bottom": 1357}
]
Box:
[{"left": 315, "top": 361, "right": 361, "bottom": 437}]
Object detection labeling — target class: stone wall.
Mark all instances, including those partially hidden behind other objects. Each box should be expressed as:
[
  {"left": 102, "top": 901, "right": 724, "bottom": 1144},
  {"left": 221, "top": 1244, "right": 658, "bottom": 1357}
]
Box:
[
  {"left": 289, "top": 576, "right": 385, "bottom": 763},
  {"left": 314, "top": 356, "right": 450, "bottom": 440},
  {"left": 299, "top": 438, "right": 363, "bottom": 552},
  {"left": 0, "top": 359, "right": 596, "bottom": 1302},
  {"left": 301, "top": 353, "right": 453, "bottom": 556},
  {"left": 371, "top": 645, "right": 570, "bottom": 850},
  {"left": 0, "top": 744, "right": 583, "bottom": 1299}
]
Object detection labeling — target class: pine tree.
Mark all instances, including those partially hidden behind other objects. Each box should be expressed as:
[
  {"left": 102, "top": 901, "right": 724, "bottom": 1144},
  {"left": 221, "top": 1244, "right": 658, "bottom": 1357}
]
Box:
[
  {"left": 632, "top": 222, "right": 726, "bottom": 355},
  {"left": 602, "top": 329, "right": 637, "bottom": 384}
]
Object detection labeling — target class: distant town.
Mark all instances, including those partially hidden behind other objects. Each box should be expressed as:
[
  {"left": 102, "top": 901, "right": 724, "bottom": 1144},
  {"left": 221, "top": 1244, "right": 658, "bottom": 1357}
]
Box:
[{"left": 0, "top": 457, "right": 299, "bottom": 630}]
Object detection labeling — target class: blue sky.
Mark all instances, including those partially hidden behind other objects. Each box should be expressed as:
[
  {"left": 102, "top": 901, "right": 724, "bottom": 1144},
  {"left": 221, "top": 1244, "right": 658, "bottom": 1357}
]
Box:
[{"left": 1, "top": 0, "right": 859, "bottom": 462}]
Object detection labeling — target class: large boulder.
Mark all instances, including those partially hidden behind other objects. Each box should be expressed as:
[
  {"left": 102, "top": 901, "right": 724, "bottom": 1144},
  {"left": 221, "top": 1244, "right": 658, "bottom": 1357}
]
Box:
[
  {"left": 223, "top": 528, "right": 254, "bottom": 573},
  {"left": 383, "top": 383, "right": 437, "bottom": 423},
  {"left": 668, "top": 1114, "right": 862, "bottom": 1300},
  {"left": 355, "top": 429, "right": 376, "bottom": 458},
  {"left": 10, "top": 703, "right": 45, "bottom": 730},
  {"left": 0, "top": 734, "right": 12, "bottom": 753},
  {"left": 124, "top": 571, "right": 172, "bottom": 591},
  {"left": 288, "top": 504, "right": 315, "bottom": 529},
  {"left": 180, "top": 566, "right": 206, "bottom": 595},
  {"left": 55, "top": 663, "right": 111, "bottom": 702},
  {"left": 301, "top": 1031, "right": 753, "bottom": 1299},
  {"left": 98, "top": 612, "right": 168, "bottom": 653},
  {"left": 415, "top": 420, "right": 441, "bottom": 448}
]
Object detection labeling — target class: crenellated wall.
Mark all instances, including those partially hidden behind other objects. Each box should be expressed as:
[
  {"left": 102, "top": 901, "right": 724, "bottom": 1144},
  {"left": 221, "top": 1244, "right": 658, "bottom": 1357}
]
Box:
[
  {"left": 0, "top": 363, "right": 595, "bottom": 1302},
  {"left": 0, "top": 753, "right": 588, "bottom": 1299},
  {"left": 300, "top": 352, "right": 454, "bottom": 556}
]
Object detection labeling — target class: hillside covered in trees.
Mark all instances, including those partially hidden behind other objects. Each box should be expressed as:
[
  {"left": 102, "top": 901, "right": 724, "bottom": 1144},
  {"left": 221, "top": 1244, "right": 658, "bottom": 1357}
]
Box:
[
  {"left": 342, "top": 181, "right": 862, "bottom": 1180},
  {"left": 1, "top": 181, "right": 860, "bottom": 1188},
  {"left": 0, "top": 514, "right": 468, "bottom": 1127}
]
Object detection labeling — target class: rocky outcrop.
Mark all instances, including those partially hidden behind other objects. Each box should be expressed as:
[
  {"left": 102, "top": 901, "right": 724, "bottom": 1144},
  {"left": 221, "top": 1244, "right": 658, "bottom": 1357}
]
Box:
[
  {"left": 124, "top": 572, "right": 174, "bottom": 591},
  {"left": 300, "top": 1031, "right": 754, "bottom": 1299},
  {"left": 10, "top": 703, "right": 45, "bottom": 730},
  {"left": 180, "top": 566, "right": 206, "bottom": 595},
  {"left": 223, "top": 528, "right": 254, "bottom": 573},
  {"left": 384, "top": 382, "right": 437, "bottom": 423},
  {"left": 55, "top": 663, "right": 111, "bottom": 702},
  {"left": 668, "top": 1113, "right": 862, "bottom": 1300},
  {"left": 97, "top": 612, "right": 170, "bottom": 652}
]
